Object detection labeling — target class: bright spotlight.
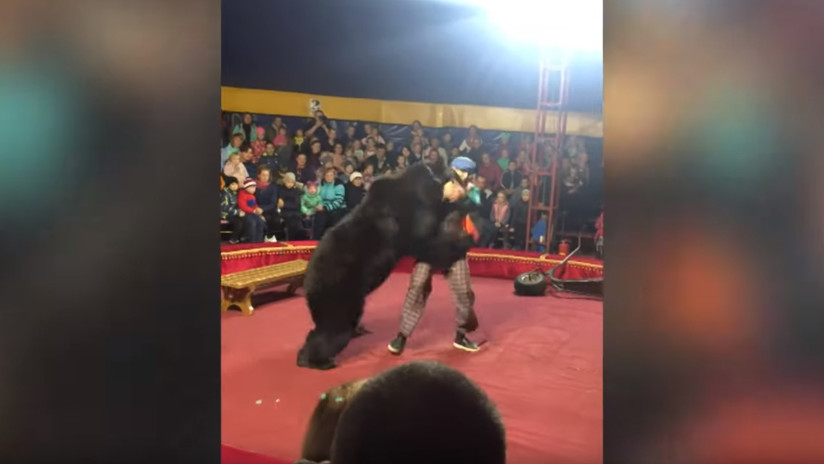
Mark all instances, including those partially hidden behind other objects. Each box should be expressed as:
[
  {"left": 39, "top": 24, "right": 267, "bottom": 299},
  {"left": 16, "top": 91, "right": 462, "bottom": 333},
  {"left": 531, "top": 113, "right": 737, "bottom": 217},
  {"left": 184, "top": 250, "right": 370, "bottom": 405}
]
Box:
[{"left": 474, "top": 0, "right": 602, "bottom": 53}]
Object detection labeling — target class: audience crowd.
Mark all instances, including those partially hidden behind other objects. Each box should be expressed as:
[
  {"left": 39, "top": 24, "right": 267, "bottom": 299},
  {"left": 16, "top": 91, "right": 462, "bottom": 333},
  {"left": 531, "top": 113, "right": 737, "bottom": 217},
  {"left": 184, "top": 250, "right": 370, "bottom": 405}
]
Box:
[{"left": 220, "top": 111, "right": 601, "bottom": 250}]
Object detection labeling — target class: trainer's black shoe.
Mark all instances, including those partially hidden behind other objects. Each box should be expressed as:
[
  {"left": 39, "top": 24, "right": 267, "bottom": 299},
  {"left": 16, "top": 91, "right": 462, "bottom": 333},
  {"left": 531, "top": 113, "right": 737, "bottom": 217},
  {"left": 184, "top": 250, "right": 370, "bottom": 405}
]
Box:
[
  {"left": 453, "top": 333, "right": 480, "bottom": 352},
  {"left": 387, "top": 333, "right": 407, "bottom": 355}
]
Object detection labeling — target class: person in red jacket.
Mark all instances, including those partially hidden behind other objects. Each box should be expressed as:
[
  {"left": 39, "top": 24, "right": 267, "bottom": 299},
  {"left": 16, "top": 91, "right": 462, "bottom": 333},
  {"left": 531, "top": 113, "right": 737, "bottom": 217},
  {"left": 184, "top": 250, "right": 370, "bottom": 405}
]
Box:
[{"left": 237, "top": 178, "right": 267, "bottom": 243}]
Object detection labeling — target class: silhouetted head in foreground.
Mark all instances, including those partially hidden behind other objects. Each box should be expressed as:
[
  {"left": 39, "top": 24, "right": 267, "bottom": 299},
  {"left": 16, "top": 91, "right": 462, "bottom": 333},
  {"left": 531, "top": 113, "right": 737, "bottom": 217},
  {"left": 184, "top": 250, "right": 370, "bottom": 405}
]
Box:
[
  {"left": 300, "top": 378, "right": 369, "bottom": 463},
  {"left": 331, "top": 360, "right": 506, "bottom": 464}
]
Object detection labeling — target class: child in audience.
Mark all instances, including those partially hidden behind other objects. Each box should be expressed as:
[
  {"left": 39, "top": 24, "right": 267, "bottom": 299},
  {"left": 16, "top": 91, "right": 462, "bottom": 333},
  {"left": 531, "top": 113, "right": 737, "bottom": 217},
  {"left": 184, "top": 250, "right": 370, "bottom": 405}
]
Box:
[
  {"left": 237, "top": 178, "right": 267, "bottom": 243},
  {"left": 301, "top": 181, "right": 322, "bottom": 218},
  {"left": 251, "top": 127, "right": 267, "bottom": 161},
  {"left": 221, "top": 133, "right": 243, "bottom": 168},
  {"left": 531, "top": 211, "right": 548, "bottom": 253},
  {"left": 220, "top": 177, "right": 244, "bottom": 244},
  {"left": 489, "top": 191, "right": 511, "bottom": 249},
  {"left": 222, "top": 153, "right": 249, "bottom": 186},
  {"left": 294, "top": 128, "right": 307, "bottom": 154},
  {"left": 278, "top": 172, "right": 305, "bottom": 240}
]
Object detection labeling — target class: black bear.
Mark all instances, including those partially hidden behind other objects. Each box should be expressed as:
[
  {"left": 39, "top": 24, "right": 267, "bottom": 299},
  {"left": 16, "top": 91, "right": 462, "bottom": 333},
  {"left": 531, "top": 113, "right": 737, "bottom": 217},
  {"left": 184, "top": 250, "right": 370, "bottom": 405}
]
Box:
[{"left": 297, "top": 160, "right": 464, "bottom": 370}]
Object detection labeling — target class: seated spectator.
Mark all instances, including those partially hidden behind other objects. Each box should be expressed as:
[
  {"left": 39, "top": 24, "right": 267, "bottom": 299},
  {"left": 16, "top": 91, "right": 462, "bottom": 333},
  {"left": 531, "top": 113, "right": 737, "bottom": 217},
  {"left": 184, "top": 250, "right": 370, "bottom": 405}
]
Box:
[
  {"left": 510, "top": 177, "right": 530, "bottom": 203},
  {"left": 255, "top": 166, "right": 281, "bottom": 242},
  {"left": 497, "top": 148, "right": 511, "bottom": 171},
  {"left": 294, "top": 128, "right": 307, "bottom": 154},
  {"left": 410, "top": 119, "right": 425, "bottom": 140},
  {"left": 313, "top": 168, "right": 346, "bottom": 239},
  {"left": 488, "top": 191, "right": 512, "bottom": 249},
  {"left": 222, "top": 152, "right": 249, "bottom": 186},
  {"left": 429, "top": 136, "right": 447, "bottom": 164},
  {"left": 350, "top": 139, "right": 364, "bottom": 164},
  {"left": 365, "top": 143, "right": 392, "bottom": 173},
  {"left": 474, "top": 175, "right": 495, "bottom": 219},
  {"left": 274, "top": 126, "right": 289, "bottom": 148},
  {"left": 329, "top": 361, "right": 506, "bottom": 464},
  {"left": 258, "top": 142, "right": 279, "bottom": 177},
  {"left": 361, "top": 164, "right": 375, "bottom": 189},
  {"left": 531, "top": 211, "right": 548, "bottom": 253},
  {"left": 516, "top": 148, "right": 533, "bottom": 175},
  {"left": 264, "top": 115, "right": 285, "bottom": 143},
  {"left": 509, "top": 189, "right": 530, "bottom": 250},
  {"left": 237, "top": 178, "right": 267, "bottom": 243},
  {"left": 459, "top": 125, "right": 480, "bottom": 153},
  {"left": 343, "top": 123, "right": 358, "bottom": 146},
  {"left": 278, "top": 172, "right": 305, "bottom": 240},
  {"left": 317, "top": 154, "right": 334, "bottom": 181},
  {"left": 362, "top": 136, "right": 377, "bottom": 161},
  {"left": 220, "top": 177, "right": 244, "bottom": 244},
  {"left": 331, "top": 142, "right": 345, "bottom": 169},
  {"left": 449, "top": 146, "right": 461, "bottom": 163},
  {"left": 426, "top": 148, "right": 441, "bottom": 164},
  {"left": 221, "top": 133, "right": 243, "bottom": 168},
  {"left": 251, "top": 127, "right": 267, "bottom": 161},
  {"left": 361, "top": 123, "right": 385, "bottom": 145},
  {"left": 240, "top": 146, "right": 258, "bottom": 180},
  {"left": 394, "top": 153, "right": 408, "bottom": 174},
  {"left": 500, "top": 160, "right": 523, "bottom": 198},
  {"left": 441, "top": 131, "right": 455, "bottom": 152},
  {"left": 301, "top": 181, "right": 322, "bottom": 219},
  {"left": 232, "top": 113, "right": 258, "bottom": 143},
  {"left": 466, "top": 137, "right": 484, "bottom": 164},
  {"left": 385, "top": 140, "right": 396, "bottom": 158},
  {"left": 293, "top": 153, "right": 317, "bottom": 185},
  {"left": 409, "top": 141, "right": 423, "bottom": 164},
  {"left": 344, "top": 171, "right": 366, "bottom": 211},
  {"left": 299, "top": 378, "right": 369, "bottom": 464},
  {"left": 308, "top": 139, "right": 324, "bottom": 167},
  {"left": 478, "top": 152, "right": 502, "bottom": 189}
]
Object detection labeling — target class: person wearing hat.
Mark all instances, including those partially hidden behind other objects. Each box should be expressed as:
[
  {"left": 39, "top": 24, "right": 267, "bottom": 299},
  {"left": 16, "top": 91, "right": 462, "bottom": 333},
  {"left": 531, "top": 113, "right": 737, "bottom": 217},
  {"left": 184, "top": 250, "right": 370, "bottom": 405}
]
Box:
[
  {"left": 388, "top": 156, "right": 483, "bottom": 356},
  {"left": 237, "top": 178, "right": 267, "bottom": 243},
  {"left": 344, "top": 171, "right": 366, "bottom": 211},
  {"left": 220, "top": 177, "right": 245, "bottom": 244},
  {"left": 277, "top": 172, "right": 306, "bottom": 240}
]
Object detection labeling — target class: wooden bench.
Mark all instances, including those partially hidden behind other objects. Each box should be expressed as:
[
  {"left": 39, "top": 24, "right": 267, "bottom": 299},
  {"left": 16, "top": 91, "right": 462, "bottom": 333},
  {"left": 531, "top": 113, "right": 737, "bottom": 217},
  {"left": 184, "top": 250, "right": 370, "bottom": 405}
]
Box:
[{"left": 220, "top": 259, "right": 308, "bottom": 315}]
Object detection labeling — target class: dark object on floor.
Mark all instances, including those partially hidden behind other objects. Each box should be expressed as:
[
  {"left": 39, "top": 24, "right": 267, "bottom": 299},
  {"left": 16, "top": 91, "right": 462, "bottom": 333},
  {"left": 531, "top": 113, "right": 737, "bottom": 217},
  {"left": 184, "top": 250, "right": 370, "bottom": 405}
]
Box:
[{"left": 513, "top": 269, "right": 549, "bottom": 296}]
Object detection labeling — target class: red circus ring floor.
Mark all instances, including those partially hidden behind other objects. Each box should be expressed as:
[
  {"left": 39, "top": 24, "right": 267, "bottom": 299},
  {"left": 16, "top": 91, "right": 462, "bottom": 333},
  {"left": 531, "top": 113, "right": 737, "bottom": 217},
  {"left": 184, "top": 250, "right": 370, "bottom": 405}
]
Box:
[{"left": 221, "top": 242, "right": 603, "bottom": 464}]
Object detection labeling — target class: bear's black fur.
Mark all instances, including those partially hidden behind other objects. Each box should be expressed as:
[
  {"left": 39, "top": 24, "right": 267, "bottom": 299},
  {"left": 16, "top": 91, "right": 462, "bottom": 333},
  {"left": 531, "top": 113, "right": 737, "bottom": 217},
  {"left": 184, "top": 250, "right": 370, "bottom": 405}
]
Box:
[{"left": 297, "top": 161, "right": 463, "bottom": 370}]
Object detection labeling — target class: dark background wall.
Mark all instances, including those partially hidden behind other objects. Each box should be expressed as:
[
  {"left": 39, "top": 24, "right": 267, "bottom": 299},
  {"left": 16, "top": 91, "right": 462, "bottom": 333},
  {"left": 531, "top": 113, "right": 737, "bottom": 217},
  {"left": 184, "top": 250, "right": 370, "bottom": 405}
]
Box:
[{"left": 222, "top": 0, "right": 602, "bottom": 112}]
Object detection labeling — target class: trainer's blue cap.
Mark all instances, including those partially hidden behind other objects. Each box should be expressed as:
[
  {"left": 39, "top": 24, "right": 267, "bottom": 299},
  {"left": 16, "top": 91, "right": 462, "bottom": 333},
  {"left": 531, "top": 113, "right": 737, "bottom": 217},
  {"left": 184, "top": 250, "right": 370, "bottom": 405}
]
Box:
[{"left": 450, "top": 156, "right": 476, "bottom": 174}]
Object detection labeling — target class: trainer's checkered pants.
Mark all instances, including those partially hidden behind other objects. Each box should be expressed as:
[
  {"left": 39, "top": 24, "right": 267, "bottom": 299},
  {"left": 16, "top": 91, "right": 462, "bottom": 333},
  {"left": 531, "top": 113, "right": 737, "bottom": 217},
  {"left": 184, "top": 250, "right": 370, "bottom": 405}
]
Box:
[{"left": 398, "top": 259, "right": 479, "bottom": 338}]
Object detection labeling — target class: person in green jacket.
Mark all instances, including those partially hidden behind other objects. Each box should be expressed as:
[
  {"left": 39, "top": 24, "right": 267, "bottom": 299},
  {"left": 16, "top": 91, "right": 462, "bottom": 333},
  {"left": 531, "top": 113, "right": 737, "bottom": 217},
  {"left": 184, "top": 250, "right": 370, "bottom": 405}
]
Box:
[
  {"left": 301, "top": 181, "right": 323, "bottom": 217},
  {"left": 313, "top": 168, "right": 347, "bottom": 239}
]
